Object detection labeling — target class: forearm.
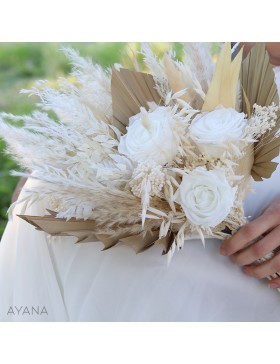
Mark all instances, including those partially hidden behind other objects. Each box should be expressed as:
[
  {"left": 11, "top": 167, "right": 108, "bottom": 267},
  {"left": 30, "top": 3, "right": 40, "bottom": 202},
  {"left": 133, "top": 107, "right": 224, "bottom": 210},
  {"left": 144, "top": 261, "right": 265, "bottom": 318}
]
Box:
[{"left": 11, "top": 177, "right": 28, "bottom": 203}]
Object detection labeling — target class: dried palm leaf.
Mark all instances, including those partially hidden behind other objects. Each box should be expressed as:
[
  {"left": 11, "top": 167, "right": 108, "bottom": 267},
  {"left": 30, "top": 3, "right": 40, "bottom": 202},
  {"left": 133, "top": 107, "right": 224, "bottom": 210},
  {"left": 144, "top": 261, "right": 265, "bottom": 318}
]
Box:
[
  {"left": 18, "top": 213, "right": 175, "bottom": 255},
  {"left": 111, "top": 67, "right": 162, "bottom": 133},
  {"left": 240, "top": 43, "right": 280, "bottom": 181}
]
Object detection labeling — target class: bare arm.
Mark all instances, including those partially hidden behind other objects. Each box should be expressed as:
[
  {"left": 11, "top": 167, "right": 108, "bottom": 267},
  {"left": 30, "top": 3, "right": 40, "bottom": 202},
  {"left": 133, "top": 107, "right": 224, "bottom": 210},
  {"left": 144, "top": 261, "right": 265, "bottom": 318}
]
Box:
[{"left": 11, "top": 177, "right": 27, "bottom": 203}]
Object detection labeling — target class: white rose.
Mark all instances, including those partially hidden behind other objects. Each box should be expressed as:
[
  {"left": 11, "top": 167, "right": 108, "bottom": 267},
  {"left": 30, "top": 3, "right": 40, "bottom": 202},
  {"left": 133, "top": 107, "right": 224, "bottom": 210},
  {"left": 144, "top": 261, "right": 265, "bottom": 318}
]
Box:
[
  {"left": 174, "top": 167, "right": 237, "bottom": 227},
  {"left": 118, "top": 107, "right": 178, "bottom": 165},
  {"left": 189, "top": 108, "right": 246, "bottom": 158}
]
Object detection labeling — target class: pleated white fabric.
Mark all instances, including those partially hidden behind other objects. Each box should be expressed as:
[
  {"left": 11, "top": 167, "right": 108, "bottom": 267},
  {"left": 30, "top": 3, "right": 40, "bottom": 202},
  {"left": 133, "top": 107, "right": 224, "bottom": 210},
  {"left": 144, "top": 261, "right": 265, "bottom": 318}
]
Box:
[{"left": 1, "top": 67, "right": 280, "bottom": 322}]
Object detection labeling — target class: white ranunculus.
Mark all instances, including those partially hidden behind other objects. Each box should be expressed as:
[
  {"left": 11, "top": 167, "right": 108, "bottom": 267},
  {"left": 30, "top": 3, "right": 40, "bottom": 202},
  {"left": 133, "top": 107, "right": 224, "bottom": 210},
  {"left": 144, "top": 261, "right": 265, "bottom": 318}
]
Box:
[
  {"left": 118, "top": 107, "right": 178, "bottom": 165},
  {"left": 189, "top": 108, "right": 247, "bottom": 158},
  {"left": 174, "top": 167, "right": 237, "bottom": 227}
]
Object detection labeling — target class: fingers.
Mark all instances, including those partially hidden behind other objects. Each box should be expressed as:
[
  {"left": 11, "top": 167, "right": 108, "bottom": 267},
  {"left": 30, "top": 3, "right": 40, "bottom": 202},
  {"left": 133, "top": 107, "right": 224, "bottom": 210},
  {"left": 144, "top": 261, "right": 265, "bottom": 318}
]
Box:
[
  {"left": 268, "top": 277, "right": 280, "bottom": 289},
  {"left": 230, "top": 225, "right": 280, "bottom": 266},
  {"left": 242, "top": 254, "right": 280, "bottom": 280},
  {"left": 219, "top": 197, "right": 280, "bottom": 286},
  {"left": 220, "top": 211, "right": 278, "bottom": 256}
]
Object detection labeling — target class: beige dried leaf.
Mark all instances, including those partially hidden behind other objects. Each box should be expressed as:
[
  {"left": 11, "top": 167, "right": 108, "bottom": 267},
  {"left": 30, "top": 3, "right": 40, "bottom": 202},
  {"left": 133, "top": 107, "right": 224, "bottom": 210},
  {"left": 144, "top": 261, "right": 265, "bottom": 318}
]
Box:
[
  {"left": 242, "top": 87, "right": 251, "bottom": 117},
  {"left": 241, "top": 43, "right": 280, "bottom": 181},
  {"left": 18, "top": 213, "right": 175, "bottom": 255},
  {"left": 202, "top": 42, "right": 243, "bottom": 112},
  {"left": 163, "top": 54, "right": 193, "bottom": 103},
  {"left": 111, "top": 67, "right": 162, "bottom": 133}
]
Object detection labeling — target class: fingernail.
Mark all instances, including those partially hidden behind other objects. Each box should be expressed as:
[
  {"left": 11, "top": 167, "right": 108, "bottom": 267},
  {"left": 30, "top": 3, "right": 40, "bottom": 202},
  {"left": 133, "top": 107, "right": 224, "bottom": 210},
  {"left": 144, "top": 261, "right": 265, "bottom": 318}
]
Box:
[{"left": 269, "top": 282, "right": 280, "bottom": 288}]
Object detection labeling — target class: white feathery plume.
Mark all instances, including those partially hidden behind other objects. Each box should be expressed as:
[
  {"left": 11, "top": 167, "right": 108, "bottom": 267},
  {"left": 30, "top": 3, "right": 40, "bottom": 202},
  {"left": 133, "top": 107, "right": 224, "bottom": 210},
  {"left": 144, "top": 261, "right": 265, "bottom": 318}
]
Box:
[
  {"left": 183, "top": 42, "right": 215, "bottom": 94},
  {"left": 59, "top": 46, "right": 112, "bottom": 120},
  {"left": 140, "top": 43, "right": 170, "bottom": 99},
  {"left": 0, "top": 48, "right": 133, "bottom": 221}
]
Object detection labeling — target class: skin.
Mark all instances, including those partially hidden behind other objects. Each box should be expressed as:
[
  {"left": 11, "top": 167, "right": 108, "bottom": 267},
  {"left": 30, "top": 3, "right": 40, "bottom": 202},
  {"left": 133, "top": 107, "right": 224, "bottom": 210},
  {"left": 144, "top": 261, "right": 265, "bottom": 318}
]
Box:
[
  {"left": 220, "top": 42, "right": 280, "bottom": 289},
  {"left": 240, "top": 42, "right": 280, "bottom": 66},
  {"left": 220, "top": 197, "right": 280, "bottom": 288},
  {"left": 11, "top": 177, "right": 27, "bottom": 203}
]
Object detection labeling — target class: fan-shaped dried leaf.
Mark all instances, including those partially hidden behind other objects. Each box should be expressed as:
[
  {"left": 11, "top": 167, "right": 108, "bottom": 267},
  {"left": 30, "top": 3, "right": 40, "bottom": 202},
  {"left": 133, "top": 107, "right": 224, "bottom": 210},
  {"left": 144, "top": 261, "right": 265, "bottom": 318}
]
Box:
[
  {"left": 18, "top": 213, "right": 177, "bottom": 255},
  {"left": 111, "top": 67, "right": 162, "bottom": 133},
  {"left": 241, "top": 43, "right": 280, "bottom": 181},
  {"left": 119, "top": 230, "right": 159, "bottom": 253}
]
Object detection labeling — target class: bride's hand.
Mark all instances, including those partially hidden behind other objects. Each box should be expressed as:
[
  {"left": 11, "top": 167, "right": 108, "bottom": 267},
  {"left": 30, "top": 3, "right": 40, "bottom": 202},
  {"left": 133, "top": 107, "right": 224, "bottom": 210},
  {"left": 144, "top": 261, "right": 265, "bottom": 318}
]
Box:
[{"left": 219, "top": 196, "right": 280, "bottom": 289}]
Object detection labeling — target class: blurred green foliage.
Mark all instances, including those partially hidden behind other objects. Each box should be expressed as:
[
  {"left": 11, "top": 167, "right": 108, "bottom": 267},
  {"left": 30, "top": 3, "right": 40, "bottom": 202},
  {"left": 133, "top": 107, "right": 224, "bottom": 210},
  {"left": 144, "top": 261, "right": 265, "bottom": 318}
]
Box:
[
  {"left": 0, "top": 139, "right": 19, "bottom": 235},
  {"left": 0, "top": 42, "right": 220, "bottom": 237}
]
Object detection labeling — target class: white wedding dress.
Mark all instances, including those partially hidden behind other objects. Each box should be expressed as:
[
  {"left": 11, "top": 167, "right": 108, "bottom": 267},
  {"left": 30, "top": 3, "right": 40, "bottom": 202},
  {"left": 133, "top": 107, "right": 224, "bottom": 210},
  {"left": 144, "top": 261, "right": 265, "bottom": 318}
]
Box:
[{"left": 1, "top": 72, "right": 280, "bottom": 322}]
